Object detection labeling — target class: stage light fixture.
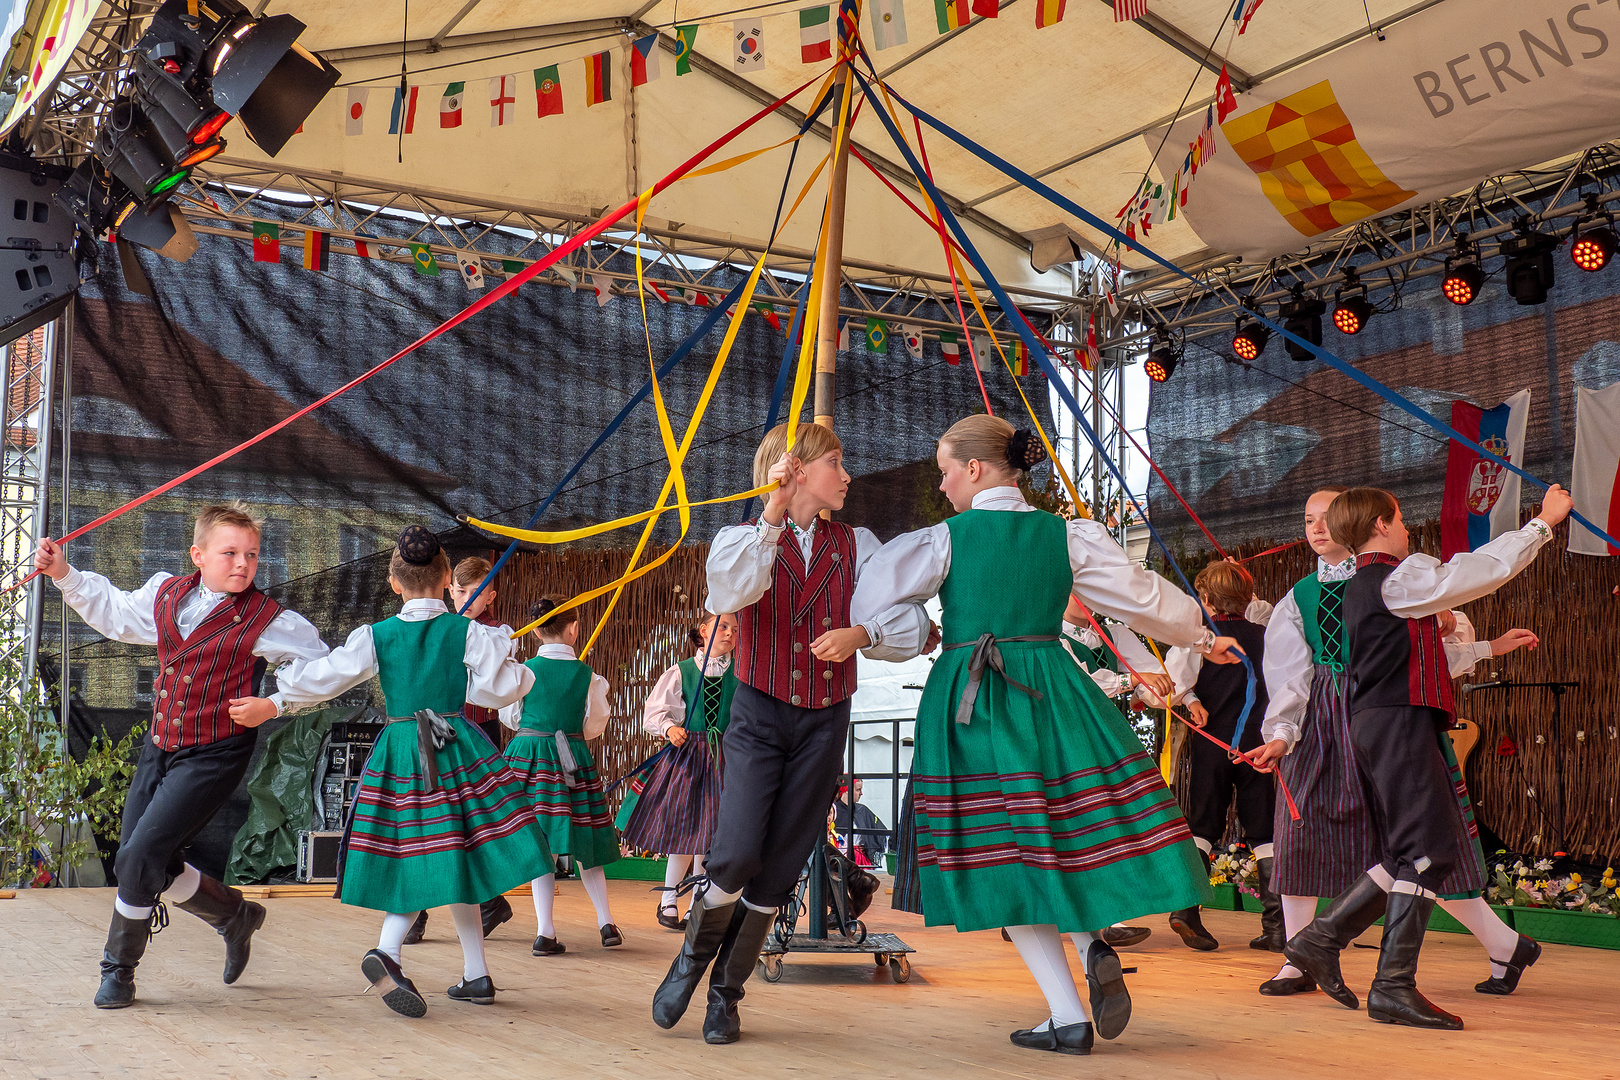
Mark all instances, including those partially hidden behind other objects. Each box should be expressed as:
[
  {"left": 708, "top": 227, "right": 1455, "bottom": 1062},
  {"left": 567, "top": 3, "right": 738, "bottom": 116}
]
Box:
[
  {"left": 1232, "top": 317, "right": 1270, "bottom": 361},
  {"left": 1279, "top": 290, "right": 1326, "bottom": 362},
  {"left": 1572, "top": 220, "right": 1616, "bottom": 272},
  {"left": 1145, "top": 331, "right": 1180, "bottom": 382},
  {"left": 1501, "top": 224, "right": 1558, "bottom": 306},
  {"left": 1441, "top": 254, "right": 1484, "bottom": 305}
]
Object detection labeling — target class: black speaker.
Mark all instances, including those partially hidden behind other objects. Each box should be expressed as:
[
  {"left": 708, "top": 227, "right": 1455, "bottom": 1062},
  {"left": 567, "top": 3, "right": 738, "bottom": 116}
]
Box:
[{"left": 0, "top": 152, "right": 79, "bottom": 349}]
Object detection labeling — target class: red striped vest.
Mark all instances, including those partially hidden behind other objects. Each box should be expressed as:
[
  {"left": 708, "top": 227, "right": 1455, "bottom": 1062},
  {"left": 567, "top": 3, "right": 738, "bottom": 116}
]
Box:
[
  {"left": 1343, "top": 552, "right": 1456, "bottom": 722},
  {"left": 149, "top": 573, "right": 283, "bottom": 751},
  {"left": 732, "top": 519, "right": 858, "bottom": 708}
]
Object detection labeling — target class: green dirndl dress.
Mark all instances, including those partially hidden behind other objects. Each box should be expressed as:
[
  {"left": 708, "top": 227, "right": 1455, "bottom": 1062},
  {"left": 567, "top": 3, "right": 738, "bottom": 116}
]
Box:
[
  {"left": 503, "top": 655, "right": 622, "bottom": 870},
  {"left": 338, "top": 613, "right": 555, "bottom": 913},
  {"left": 912, "top": 508, "right": 1211, "bottom": 934}
]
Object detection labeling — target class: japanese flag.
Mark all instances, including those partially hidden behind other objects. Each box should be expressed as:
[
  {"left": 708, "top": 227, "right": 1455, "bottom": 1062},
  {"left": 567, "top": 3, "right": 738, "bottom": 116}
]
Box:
[
  {"left": 458, "top": 254, "right": 484, "bottom": 290},
  {"left": 345, "top": 88, "right": 369, "bottom": 135}
]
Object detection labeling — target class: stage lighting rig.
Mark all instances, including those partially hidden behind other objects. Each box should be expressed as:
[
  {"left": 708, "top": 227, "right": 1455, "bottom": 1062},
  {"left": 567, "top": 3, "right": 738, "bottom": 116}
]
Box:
[
  {"left": 1501, "top": 220, "right": 1558, "bottom": 306},
  {"left": 1441, "top": 237, "right": 1484, "bottom": 306},
  {"left": 1279, "top": 288, "right": 1326, "bottom": 361},
  {"left": 1145, "top": 329, "right": 1180, "bottom": 383},
  {"left": 1232, "top": 301, "right": 1270, "bottom": 361},
  {"left": 1571, "top": 196, "right": 1616, "bottom": 273},
  {"left": 1333, "top": 268, "right": 1374, "bottom": 335}
]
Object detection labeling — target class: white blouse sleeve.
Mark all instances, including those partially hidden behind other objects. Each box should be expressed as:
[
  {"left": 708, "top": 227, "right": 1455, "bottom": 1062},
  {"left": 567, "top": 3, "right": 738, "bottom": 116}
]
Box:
[
  {"left": 52, "top": 567, "right": 167, "bottom": 646},
  {"left": 1382, "top": 520, "right": 1552, "bottom": 619},
  {"left": 1443, "top": 610, "right": 1494, "bottom": 677},
  {"left": 705, "top": 521, "right": 786, "bottom": 615},
  {"left": 1109, "top": 625, "right": 1166, "bottom": 675},
  {"left": 1260, "top": 591, "right": 1310, "bottom": 752},
  {"left": 272, "top": 623, "right": 379, "bottom": 712},
  {"left": 1067, "top": 519, "right": 1210, "bottom": 648},
  {"left": 851, "top": 527, "right": 927, "bottom": 652},
  {"left": 256, "top": 610, "right": 331, "bottom": 668},
  {"left": 643, "top": 663, "right": 687, "bottom": 736},
  {"left": 1245, "top": 597, "right": 1274, "bottom": 627},
  {"left": 582, "top": 672, "right": 611, "bottom": 740},
  {"left": 850, "top": 523, "right": 952, "bottom": 663},
  {"left": 1165, "top": 646, "right": 1204, "bottom": 705},
  {"left": 463, "top": 619, "right": 537, "bottom": 710}
]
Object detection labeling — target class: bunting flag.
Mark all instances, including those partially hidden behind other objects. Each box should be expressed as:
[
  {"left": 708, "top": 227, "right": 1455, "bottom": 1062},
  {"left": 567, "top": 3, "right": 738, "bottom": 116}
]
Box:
[
  {"left": 1215, "top": 64, "right": 1237, "bottom": 123},
  {"left": 836, "top": 316, "right": 850, "bottom": 350},
  {"left": 499, "top": 259, "right": 524, "bottom": 275},
  {"left": 440, "top": 83, "right": 464, "bottom": 128},
  {"left": 940, "top": 329, "right": 962, "bottom": 364},
  {"left": 733, "top": 19, "right": 765, "bottom": 74},
  {"left": 753, "top": 302, "right": 781, "bottom": 330},
  {"left": 1035, "top": 0, "right": 1066, "bottom": 28},
  {"left": 584, "top": 52, "right": 612, "bottom": 105},
  {"left": 345, "top": 88, "right": 369, "bottom": 135},
  {"left": 675, "top": 25, "right": 699, "bottom": 75},
  {"left": 934, "top": 0, "right": 971, "bottom": 33},
  {"left": 1570, "top": 382, "right": 1620, "bottom": 556},
  {"left": 590, "top": 274, "right": 613, "bottom": 306},
  {"left": 644, "top": 280, "right": 670, "bottom": 303},
  {"left": 535, "top": 66, "right": 563, "bottom": 117},
  {"left": 1198, "top": 105, "right": 1216, "bottom": 162},
  {"left": 801, "top": 6, "right": 832, "bottom": 62},
  {"left": 352, "top": 236, "right": 373, "bottom": 258},
  {"left": 1441, "top": 390, "right": 1531, "bottom": 559},
  {"left": 869, "top": 0, "right": 908, "bottom": 49},
  {"left": 389, "top": 85, "right": 419, "bottom": 134},
  {"left": 458, "top": 253, "right": 485, "bottom": 290},
  {"left": 409, "top": 243, "right": 438, "bottom": 276},
  {"left": 903, "top": 327, "right": 923, "bottom": 358},
  {"left": 1010, "top": 338, "right": 1029, "bottom": 375},
  {"left": 301, "top": 229, "right": 330, "bottom": 271},
  {"left": 631, "top": 34, "right": 661, "bottom": 86},
  {"left": 1237, "top": 0, "right": 1263, "bottom": 33},
  {"left": 1114, "top": 0, "right": 1146, "bottom": 21},
  {"left": 970, "top": 335, "right": 993, "bottom": 368},
  {"left": 972, "top": 0, "right": 999, "bottom": 16},
  {"left": 557, "top": 265, "right": 580, "bottom": 290},
  {"left": 489, "top": 75, "right": 517, "bottom": 126},
  {"left": 672, "top": 286, "right": 709, "bottom": 306},
  {"left": 865, "top": 317, "right": 887, "bottom": 352},
  {"left": 251, "top": 221, "right": 280, "bottom": 262},
  {"left": 1085, "top": 313, "right": 1100, "bottom": 371}
]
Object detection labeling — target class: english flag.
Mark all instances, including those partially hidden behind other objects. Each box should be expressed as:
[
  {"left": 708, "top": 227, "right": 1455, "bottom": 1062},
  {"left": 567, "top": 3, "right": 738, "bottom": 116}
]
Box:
[
  {"left": 490, "top": 75, "right": 517, "bottom": 126},
  {"left": 1440, "top": 390, "right": 1530, "bottom": 560},
  {"left": 1570, "top": 381, "right": 1620, "bottom": 555}
]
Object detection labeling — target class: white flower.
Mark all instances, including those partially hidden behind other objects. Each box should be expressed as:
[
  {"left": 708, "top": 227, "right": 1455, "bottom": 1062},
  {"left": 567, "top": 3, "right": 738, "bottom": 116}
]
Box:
[
  {"left": 1535, "top": 734, "right": 1546, "bottom": 745},
  {"left": 1527, "top": 788, "right": 1536, "bottom": 798},
  {"left": 1532, "top": 835, "right": 1543, "bottom": 846},
  {"left": 1576, "top": 730, "right": 1587, "bottom": 742},
  {"left": 1536, "top": 858, "right": 1554, "bottom": 871}
]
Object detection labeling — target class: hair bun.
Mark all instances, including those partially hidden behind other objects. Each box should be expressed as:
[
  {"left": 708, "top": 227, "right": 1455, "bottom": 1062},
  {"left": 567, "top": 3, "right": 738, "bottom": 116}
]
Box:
[
  {"left": 1006, "top": 428, "right": 1048, "bottom": 471},
  {"left": 395, "top": 525, "right": 442, "bottom": 566},
  {"left": 529, "top": 597, "right": 559, "bottom": 624}
]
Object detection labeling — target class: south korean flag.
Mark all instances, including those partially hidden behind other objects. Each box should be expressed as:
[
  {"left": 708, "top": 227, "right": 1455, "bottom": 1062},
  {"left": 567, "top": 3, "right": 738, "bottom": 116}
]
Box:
[
  {"left": 458, "top": 253, "right": 485, "bottom": 290},
  {"left": 902, "top": 326, "right": 924, "bottom": 359}
]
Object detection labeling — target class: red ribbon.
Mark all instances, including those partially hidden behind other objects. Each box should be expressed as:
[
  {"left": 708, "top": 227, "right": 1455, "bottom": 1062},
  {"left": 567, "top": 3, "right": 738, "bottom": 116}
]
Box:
[{"left": 1236, "top": 539, "right": 1304, "bottom": 564}]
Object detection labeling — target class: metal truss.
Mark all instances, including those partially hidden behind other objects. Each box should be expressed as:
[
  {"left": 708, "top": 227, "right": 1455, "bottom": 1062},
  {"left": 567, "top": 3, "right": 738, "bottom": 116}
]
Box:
[
  {"left": 16, "top": 2, "right": 163, "bottom": 164},
  {"left": 0, "top": 322, "right": 59, "bottom": 698},
  {"left": 1119, "top": 144, "right": 1620, "bottom": 350}
]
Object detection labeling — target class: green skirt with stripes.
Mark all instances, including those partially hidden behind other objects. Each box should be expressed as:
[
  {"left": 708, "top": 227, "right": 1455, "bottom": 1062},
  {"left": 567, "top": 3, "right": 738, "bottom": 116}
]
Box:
[{"left": 504, "top": 729, "right": 622, "bottom": 870}]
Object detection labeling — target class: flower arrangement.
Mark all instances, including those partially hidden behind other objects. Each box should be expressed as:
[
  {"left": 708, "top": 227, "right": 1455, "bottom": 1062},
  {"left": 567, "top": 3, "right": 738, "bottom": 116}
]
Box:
[
  {"left": 1487, "top": 855, "right": 1620, "bottom": 917},
  {"left": 1209, "top": 844, "right": 1260, "bottom": 898}
]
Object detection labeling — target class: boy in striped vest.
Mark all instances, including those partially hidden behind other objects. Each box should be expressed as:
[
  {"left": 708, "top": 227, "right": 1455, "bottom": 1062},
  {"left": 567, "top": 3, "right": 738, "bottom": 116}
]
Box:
[
  {"left": 1284, "top": 484, "right": 1571, "bottom": 1030},
  {"left": 36, "top": 503, "right": 330, "bottom": 1009},
  {"left": 653, "top": 422, "right": 930, "bottom": 1045}
]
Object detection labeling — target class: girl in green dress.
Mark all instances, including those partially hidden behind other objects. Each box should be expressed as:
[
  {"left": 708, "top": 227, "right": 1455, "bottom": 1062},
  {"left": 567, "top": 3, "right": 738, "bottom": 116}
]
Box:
[
  {"left": 502, "top": 598, "right": 622, "bottom": 954},
  {"left": 852, "top": 415, "right": 1244, "bottom": 1057}
]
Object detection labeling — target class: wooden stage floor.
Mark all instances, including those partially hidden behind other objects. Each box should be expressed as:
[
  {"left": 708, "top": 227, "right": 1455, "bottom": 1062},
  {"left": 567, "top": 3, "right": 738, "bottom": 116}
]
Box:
[{"left": 3, "top": 881, "right": 1617, "bottom": 1079}]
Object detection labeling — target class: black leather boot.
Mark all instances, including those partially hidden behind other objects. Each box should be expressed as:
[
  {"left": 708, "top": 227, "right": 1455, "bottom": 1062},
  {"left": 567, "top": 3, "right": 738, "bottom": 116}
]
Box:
[
  {"left": 1283, "top": 872, "right": 1388, "bottom": 1009},
  {"left": 1475, "top": 934, "right": 1540, "bottom": 995},
  {"left": 1248, "top": 856, "right": 1286, "bottom": 952},
  {"left": 652, "top": 886, "right": 739, "bottom": 1029},
  {"left": 94, "top": 910, "right": 151, "bottom": 1009},
  {"left": 174, "top": 875, "right": 266, "bottom": 985},
  {"left": 1366, "top": 891, "right": 1463, "bottom": 1029},
  {"left": 480, "top": 895, "right": 514, "bottom": 937},
  {"left": 703, "top": 905, "right": 777, "bottom": 1045},
  {"left": 1170, "top": 848, "right": 1219, "bottom": 951}
]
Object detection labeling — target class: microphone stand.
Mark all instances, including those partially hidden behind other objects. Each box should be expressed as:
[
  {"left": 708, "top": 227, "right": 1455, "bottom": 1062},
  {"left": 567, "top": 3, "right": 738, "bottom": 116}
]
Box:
[{"left": 1467, "top": 679, "right": 1579, "bottom": 855}]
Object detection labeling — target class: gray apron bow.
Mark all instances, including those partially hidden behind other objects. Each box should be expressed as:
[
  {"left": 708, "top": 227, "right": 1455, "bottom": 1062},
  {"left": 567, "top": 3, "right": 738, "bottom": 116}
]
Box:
[
  {"left": 942, "top": 633, "right": 1059, "bottom": 725},
  {"left": 517, "top": 728, "right": 584, "bottom": 789},
  {"left": 389, "top": 709, "right": 458, "bottom": 788}
]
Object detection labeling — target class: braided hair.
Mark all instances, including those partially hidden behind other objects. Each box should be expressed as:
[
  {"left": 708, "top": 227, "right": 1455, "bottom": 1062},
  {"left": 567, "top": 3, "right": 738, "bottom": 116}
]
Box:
[
  {"left": 389, "top": 525, "right": 450, "bottom": 591},
  {"left": 529, "top": 596, "right": 579, "bottom": 640}
]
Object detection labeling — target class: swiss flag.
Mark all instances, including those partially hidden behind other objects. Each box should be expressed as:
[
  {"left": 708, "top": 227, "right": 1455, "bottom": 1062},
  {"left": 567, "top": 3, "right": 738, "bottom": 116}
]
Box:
[{"left": 1215, "top": 64, "right": 1238, "bottom": 123}]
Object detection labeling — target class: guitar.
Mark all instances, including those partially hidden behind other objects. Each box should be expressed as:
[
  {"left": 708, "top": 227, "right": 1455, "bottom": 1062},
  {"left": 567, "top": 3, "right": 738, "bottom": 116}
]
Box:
[{"left": 1448, "top": 718, "right": 1480, "bottom": 776}]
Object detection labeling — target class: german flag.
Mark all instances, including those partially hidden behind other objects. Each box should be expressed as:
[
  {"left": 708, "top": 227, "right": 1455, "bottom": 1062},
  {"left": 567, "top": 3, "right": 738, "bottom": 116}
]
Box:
[
  {"left": 584, "top": 51, "right": 612, "bottom": 107},
  {"left": 302, "top": 229, "right": 330, "bottom": 271}
]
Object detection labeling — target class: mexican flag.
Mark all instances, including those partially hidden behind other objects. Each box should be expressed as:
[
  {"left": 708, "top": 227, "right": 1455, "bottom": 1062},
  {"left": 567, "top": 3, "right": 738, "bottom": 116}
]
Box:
[
  {"left": 800, "top": 6, "right": 832, "bottom": 62},
  {"left": 441, "top": 82, "right": 464, "bottom": 128}
]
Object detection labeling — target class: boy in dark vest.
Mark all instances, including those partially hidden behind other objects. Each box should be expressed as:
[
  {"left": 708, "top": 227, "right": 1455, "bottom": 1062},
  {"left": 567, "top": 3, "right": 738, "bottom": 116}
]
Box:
[
  {"left": 1285, "top": 484, "right": 1571, "bottom": 1030},
  {"left": 36, "top": 503, "right": 330, "bottom": 1008},
  {"left": 1163, "top": 561, "right": 1276, "bottom": 953},
  {"left": 653, "top": 421, "right": 928, "bottom": 1044}
]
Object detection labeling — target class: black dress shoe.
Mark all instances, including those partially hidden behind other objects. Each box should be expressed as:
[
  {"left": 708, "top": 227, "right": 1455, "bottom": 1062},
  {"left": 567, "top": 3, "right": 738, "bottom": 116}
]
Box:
[
  {"left": 1084, "top": 938, "right": 1132, "bottom": 1040},
  {"left": 1101, "top": 924, "right": 1151, "bottom": 948},
  {"left": 447, "top": 976, "right": 497, "bottom": 1004},
  {"left": 532, "top": 935, "right": 566, "bottom": 956},
  {"left": 1009, "top": 1020, "right": 1094, "bottom": 1055},
  {"left": 600, "top": 923, "right": 624, "bottom": 948},
  {"left": 1258, "top": 973, "right": 1318, "bottom": 996},
  {"left": 1476, "top": 934, "right": 1541, "bottom": 995},
  {"left": 657, "top": 905, "right": 688, "bottom": 931},
  {"left": 402, "top": 910, "right": 428, "bottom": 945},
  {"left": 361, "top": 949, "right": 427, "bottom": 1018},
  {"left": 480, "top": 896, "right": 514, "bottom": 938},
  {"left": 1168, "top": 906, "right": 1219, "bottom": 951}
]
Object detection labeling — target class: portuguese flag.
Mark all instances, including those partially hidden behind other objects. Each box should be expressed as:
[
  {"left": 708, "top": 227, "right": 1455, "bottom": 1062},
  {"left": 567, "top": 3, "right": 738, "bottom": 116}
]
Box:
[
  {"left": 252, "top": 221, "right": 280, "bottom": 262},
  {"left": 535, "top": 65, "right": 563, "bottom": 117}
]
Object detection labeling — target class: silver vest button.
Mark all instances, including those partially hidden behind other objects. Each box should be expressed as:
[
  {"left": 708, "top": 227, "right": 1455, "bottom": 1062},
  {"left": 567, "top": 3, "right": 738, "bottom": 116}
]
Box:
[
  {"left": 159, "top": 690, "right": 167, "bottom": 699},
  {"left": 164, "top": 667, "right": 174, "bottom": 675},
  {"left": 792, "top": 670, "right": 802, "bottom": 680},
  {"left": 793, "top": 642, "right": 803, "bottom": 652},
  {"left": 233, "top": 615, "right": 242, "bottom": 623},
  {"left": 821, "top": 697, "right": 831, "bottom": 706},
  {"left": 155, "top": 712, "right": 163, "bottom": 721},
  {"left": 790, "top": 695, "right": 802, "bottom": 705},
  {"left": 822, "top": 617, "right": 832, "bottom": 627},
  {"left": 183, "top": 675, "right": 193, "bottom": 684},
  {"left": 823, "top": 670, "right": 833, "bottom": 679}
]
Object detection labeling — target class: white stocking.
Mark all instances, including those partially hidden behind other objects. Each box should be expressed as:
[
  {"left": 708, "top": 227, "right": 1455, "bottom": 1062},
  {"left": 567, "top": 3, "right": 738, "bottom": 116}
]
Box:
[
  {"left": 1004, "top": 924, "right": 1087, "bottom": 1028},
  {"left": 580, "top": 865, "right": 614, "bottom": 928},
  {"left": 532, "top": 874, "right": 556, "bottom": 938},
  {"left": 1067, "top": 931, "right": 1099, "bottom": 974},
  {"left": 1438, "top": 896, "right": 1520, "bottom": 978},
  {"left": 662, "top": 854, "right": 693, "bottom": 911},
  {"left": 448, "top": 903, "right": 489, "bottom": 981},
  {"left": 162, "top": 863, "right": 201, "bottom": 904},
  {"left": 378, "top": 911, "right": 419, "bottom": 965},
  {"left": 1273, "top": 895, "right": 1318, "bottom": 979}
]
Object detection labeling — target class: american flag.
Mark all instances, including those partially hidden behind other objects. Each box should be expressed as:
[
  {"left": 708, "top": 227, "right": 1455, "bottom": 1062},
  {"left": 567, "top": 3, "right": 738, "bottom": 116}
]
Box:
[{"left": 1114, "top": 0, "right": 1147, "bottom": 21}]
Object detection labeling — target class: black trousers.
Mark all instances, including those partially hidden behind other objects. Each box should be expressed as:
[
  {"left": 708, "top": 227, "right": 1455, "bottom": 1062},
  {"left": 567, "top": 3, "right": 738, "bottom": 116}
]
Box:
[
  {"left": 1349, "top": 706, "right": 1459, "bottom": 891},
  {"left": 1184, "top": 730, "right": 1275, "bottom": 849},
  {"left": 704, "top": 684, "right": 851, "bottom": 909},
  {"left": 116, "top": 732, "right": 257, "bottom": 906}
]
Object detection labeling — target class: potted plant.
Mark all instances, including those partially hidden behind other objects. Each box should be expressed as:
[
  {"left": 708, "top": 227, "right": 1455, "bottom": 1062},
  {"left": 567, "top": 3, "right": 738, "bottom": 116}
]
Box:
[{"left": 1486, "top": 856, "right": 1620, "bottom": 951}]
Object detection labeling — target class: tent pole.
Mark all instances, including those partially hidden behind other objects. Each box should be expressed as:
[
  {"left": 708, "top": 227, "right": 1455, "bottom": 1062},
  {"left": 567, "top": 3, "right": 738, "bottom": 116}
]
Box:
[{"left": 813, "top": 8, "right": 858, "bottom": 437}]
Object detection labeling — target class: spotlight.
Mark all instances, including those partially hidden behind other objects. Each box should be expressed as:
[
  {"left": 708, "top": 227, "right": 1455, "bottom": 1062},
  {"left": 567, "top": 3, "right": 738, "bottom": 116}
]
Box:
[
  {"left": 1232, "top": 317, "right": 1270, "bottom": 361},
  {"left": 1501, "top": 223, "right": 1557, "bottom": 306},
  {"left": 1279, "top": 290, "right": 1326, "bottom": 362},
  {"left": 1441, "top": 249, "right": 1484, "bottom": 306},
  {"left": 1572, "top": 220, "right": 1616, "bottom": 272},
  {"left": 1145, "top": 333, "right": 1180, "bottom": 382}
]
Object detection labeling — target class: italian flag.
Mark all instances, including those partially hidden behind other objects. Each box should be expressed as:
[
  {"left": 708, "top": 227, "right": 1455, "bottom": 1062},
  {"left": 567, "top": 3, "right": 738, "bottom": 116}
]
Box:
[
  {"left": 441, "top": 82, "right": 464, "bottom": 128},
  {"left": 800, "top": 6, "right": 831, "bottom": 62},
  {"left": 939, "top": 329, "right": 961, "bottom": 365}
]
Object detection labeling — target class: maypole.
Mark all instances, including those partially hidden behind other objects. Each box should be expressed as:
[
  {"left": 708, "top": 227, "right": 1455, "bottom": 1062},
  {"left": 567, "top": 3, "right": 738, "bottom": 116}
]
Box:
[{"left": 812, "top": 0, "right": 862, "bottom": 434}]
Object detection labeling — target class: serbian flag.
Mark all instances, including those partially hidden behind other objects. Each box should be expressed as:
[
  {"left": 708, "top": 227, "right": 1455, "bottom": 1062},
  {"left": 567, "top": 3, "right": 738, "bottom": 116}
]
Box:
[
  {"left": 1440, "top": 390, "right": 1530, "bottom": 560},
  {"left": 1570, "top": 382, "right": 1620, "bottom": 555}
]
